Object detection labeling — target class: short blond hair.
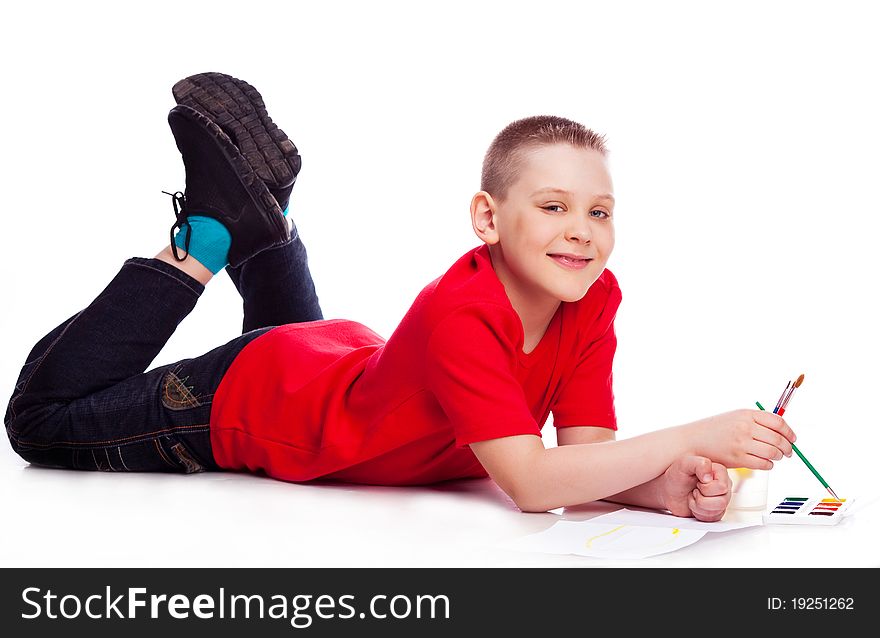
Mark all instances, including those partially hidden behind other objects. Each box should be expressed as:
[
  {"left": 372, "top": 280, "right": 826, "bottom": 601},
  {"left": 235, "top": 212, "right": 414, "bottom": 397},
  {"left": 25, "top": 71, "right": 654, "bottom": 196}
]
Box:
[{"left": 481, "top": 115, "right": 607, "bottom": 202}]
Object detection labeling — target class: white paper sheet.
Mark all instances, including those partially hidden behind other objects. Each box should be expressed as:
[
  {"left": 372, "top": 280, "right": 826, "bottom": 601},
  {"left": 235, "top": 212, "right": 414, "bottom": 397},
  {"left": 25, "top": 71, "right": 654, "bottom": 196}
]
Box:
[
  {"left": 502, "top": 520, "right": 706, "bottom": 559},
  {"left": 589, "top": 508, "right": 763, "bottom": 532}
]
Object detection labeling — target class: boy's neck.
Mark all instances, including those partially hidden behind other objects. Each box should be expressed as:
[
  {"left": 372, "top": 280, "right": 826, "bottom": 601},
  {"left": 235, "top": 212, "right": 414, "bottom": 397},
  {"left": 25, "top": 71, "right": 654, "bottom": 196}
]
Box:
[
  {"left": 518, "top": 302, "right": 560, "bottom": 354},
  {"left": 487, "top": 245, "right": 561, "bottom": 352}
]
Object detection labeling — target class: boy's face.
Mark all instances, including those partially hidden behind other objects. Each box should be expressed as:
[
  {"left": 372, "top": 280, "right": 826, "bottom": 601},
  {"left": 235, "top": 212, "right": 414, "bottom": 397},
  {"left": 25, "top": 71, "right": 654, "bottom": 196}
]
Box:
[{"left": 474, "top": 143, "right": 615, "bottom": 308}]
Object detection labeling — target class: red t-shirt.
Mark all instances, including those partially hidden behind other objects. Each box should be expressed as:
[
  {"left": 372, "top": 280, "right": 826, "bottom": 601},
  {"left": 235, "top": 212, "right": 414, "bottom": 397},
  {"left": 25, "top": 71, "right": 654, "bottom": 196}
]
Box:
[{"left": 209, "top": 243, "right": 622, "bottom": 485}]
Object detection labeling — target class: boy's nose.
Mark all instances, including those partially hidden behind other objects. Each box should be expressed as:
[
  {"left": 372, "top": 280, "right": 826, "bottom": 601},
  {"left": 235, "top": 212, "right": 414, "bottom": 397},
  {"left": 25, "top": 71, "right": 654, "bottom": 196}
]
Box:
[{"left": 565, "top": 217, "right": 593, "bottom": 243}]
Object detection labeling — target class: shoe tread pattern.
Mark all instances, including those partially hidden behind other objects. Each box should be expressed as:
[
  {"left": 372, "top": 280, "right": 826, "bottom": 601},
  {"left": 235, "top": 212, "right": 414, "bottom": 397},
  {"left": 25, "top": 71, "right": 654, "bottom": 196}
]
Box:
[{"left": 172, "top": 72, "right": 300, "bottom": 190}]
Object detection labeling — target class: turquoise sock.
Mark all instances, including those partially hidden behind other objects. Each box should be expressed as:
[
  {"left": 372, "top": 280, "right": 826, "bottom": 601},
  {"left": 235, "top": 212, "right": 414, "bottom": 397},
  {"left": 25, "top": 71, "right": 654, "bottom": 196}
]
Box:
[
  {"left": 172, "top": 206, "right": 290, "bottom": 274},
  {"left": 173, "top": 216, "right": 232, "bottom": 274}
]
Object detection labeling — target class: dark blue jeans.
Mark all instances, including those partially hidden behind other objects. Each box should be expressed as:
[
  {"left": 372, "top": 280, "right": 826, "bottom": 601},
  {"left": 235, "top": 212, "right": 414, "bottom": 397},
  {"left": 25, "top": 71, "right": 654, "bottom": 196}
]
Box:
[{"left": 4, "top": 234, "right": 322, "bottom": 473}]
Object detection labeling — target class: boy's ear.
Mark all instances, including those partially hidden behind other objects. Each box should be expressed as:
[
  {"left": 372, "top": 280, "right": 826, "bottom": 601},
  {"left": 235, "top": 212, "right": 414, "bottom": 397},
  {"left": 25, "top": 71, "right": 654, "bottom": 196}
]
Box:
[{"left": 470, "top": 191, "right": 500, "bottom": 245}]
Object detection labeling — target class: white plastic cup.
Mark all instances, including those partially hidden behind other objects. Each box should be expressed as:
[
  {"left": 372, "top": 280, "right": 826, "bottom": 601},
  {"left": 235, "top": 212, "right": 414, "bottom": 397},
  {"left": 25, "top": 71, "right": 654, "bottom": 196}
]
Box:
[{"left": 727, "top": 468, "right": 769, "bottom": 510}]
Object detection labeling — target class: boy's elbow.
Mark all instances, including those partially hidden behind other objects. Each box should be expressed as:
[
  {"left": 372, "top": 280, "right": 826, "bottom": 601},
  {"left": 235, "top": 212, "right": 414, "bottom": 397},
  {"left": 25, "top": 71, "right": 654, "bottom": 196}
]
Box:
[
  {"left": 470, "top": 436, "right": 551, "bottom": 512},
  {"left": 508, "top": 482, "right": 553, "bottom": 513},
  {"left": 515, "top": 498, "right": 552, "bottom": 514},
  {"left": 494, "top": 476, "right": 539, "bottom": 512}
]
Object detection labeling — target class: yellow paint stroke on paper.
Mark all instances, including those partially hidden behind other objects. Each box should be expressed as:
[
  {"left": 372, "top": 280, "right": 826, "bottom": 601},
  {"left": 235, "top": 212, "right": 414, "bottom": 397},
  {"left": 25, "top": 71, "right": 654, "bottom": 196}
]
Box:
[
  {"left": 585, "top": 525, "right": 626, "bottom": 548},
  {"left": 648, "top": 528, "right": 681, "bottom": 544},
  {"left": 644, "top": 527, "right": 685, "bottom": 551},
  {"left": 584, "top": 525, "right": 683, "bottom": 551}
]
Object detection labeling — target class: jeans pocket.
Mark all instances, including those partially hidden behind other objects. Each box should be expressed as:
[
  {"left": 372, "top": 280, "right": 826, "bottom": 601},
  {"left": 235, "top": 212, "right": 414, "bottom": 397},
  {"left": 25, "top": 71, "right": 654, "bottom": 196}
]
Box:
[
  {"left": 110, "top": 436, "right": 208, "bottom": 473},
  {"left": 160, "top": 365, "right": 212, "bottom": 411},
  {"left": 167, "top": 439, "right": 206, "bottom": 473}
]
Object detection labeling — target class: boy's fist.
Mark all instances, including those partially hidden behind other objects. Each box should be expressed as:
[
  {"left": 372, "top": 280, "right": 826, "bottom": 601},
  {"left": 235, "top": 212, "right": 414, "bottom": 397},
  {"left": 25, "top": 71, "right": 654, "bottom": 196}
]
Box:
[{"left": 661, "top": 455, "right": 731, "bottom": 522}]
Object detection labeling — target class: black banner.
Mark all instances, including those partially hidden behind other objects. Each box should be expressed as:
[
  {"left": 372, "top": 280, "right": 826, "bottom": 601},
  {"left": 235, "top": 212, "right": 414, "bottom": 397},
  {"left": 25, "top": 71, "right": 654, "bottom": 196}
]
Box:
[{"left": 0, "top": 568, "right": 873, "bottom": 636}]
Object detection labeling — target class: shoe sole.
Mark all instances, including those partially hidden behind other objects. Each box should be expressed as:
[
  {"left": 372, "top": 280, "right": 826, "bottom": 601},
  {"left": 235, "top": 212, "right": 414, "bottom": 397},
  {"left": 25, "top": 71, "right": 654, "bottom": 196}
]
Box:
[
  {"left": 168, "top": 105, "right": 290, "bottom": 257},
  {"left": 171, "top": 72, "right": 301, "bottom": 192}
]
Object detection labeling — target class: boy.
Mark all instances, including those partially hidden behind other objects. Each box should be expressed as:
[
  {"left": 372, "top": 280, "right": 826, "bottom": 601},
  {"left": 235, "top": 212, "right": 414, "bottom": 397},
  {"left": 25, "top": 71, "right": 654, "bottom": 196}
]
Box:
[{"left": 4, "top": 73, "right": 796, "bottom": 521}]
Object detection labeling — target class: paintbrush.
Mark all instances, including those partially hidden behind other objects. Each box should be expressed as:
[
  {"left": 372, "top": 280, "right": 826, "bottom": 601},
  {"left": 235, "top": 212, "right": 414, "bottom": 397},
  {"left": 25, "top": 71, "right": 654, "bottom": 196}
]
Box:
[
  {"left": 776, "top": 373, "right": 803, "bottom": 416},
  {"left": 755, "top": 373, "right": 841, "bottom": 501},
  {"left": 773, "top": 379, "right": 790, "bottom": 413}
]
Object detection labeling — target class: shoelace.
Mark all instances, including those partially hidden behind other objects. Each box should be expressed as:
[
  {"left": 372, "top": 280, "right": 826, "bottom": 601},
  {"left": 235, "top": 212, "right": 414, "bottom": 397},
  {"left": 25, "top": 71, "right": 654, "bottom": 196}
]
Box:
[{"left": 162, "top": 190, "right": 191, "bottom": 262}]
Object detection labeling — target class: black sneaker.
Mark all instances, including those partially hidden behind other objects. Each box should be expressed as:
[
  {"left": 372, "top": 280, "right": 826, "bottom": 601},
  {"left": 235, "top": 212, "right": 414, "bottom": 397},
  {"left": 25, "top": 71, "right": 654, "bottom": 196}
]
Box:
[
  {"left": 172, "top": 72, "right": 301, "bottom": 212},
  {"left": 167, "top": 104, "right": 290, "bottom": 268}
]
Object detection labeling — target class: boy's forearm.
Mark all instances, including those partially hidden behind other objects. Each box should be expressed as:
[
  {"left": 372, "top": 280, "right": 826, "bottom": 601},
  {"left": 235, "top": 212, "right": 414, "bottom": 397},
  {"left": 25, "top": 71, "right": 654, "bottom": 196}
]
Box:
[
  {"left": 517, "top": 424, "right": 693, "bottom": 512},
  {"left": 602, "top": 475, "right": 666, "bottom": 510}
]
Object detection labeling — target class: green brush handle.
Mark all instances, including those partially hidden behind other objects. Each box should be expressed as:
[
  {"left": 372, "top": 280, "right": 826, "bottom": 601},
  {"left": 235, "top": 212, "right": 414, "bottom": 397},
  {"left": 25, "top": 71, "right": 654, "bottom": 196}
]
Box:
[
  {"left": 755, "top": 401, "right": 832, "bottom": 491},
  {"left": 790, "top": 443, "right": 830, "bottom": 490}
]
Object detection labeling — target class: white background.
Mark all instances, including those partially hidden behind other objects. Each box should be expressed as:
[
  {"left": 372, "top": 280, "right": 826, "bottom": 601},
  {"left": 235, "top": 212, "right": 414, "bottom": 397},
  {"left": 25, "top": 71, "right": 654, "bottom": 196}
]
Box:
[{"left": 1, "top": 0, "right": 877, "bottom": 567}]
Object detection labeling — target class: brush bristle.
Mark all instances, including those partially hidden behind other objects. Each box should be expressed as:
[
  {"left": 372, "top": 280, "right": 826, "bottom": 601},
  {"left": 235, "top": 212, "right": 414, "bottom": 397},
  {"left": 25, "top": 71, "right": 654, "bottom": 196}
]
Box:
[{"left": 793, "top": 373, "right": 805, "bottom": 388}]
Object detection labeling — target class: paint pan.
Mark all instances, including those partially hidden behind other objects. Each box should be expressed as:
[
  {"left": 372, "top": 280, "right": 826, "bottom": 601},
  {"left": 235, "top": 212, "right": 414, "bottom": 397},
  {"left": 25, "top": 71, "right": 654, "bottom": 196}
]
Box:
[{"left": 762, "top": 497, "right": 853, "bottom": 526}]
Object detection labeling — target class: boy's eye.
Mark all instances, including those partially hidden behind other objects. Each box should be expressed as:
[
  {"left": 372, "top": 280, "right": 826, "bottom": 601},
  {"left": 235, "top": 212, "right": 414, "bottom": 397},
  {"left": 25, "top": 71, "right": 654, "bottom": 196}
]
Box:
[{"left": 543, "top": 205, "right": 611, "bottom": 219}]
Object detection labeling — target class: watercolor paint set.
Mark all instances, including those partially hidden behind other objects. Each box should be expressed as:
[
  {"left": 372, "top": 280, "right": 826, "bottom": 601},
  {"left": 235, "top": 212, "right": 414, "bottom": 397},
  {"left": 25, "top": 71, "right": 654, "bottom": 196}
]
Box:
[{"left": 762, "top": 497, "right": 853, "bottom": 526}]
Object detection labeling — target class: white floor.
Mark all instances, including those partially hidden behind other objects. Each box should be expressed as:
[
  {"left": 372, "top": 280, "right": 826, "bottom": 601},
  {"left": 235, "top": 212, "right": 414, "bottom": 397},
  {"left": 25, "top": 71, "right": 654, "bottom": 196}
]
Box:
[{"left": 3, "top": 442, "right": 878, "bottom": 568}]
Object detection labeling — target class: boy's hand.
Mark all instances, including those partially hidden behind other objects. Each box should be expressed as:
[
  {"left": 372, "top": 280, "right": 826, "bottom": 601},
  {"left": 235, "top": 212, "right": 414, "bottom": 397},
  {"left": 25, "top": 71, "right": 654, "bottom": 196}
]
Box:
[
  {"left": 688, "top": 409, "right": 796, "bottom": 470},
  {"left": 661, "top": 455, "right": 731, "bottom": 522}
]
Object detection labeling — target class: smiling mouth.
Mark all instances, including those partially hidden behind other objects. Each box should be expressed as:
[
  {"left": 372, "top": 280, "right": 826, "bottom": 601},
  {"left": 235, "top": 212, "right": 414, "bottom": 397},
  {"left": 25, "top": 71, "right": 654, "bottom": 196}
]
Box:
[
  {"left": 547, "top": 254, "right": 592, "bottom": 263},
  {"left": 547, "top": 254, "right": 594, "bottom": 271}
]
